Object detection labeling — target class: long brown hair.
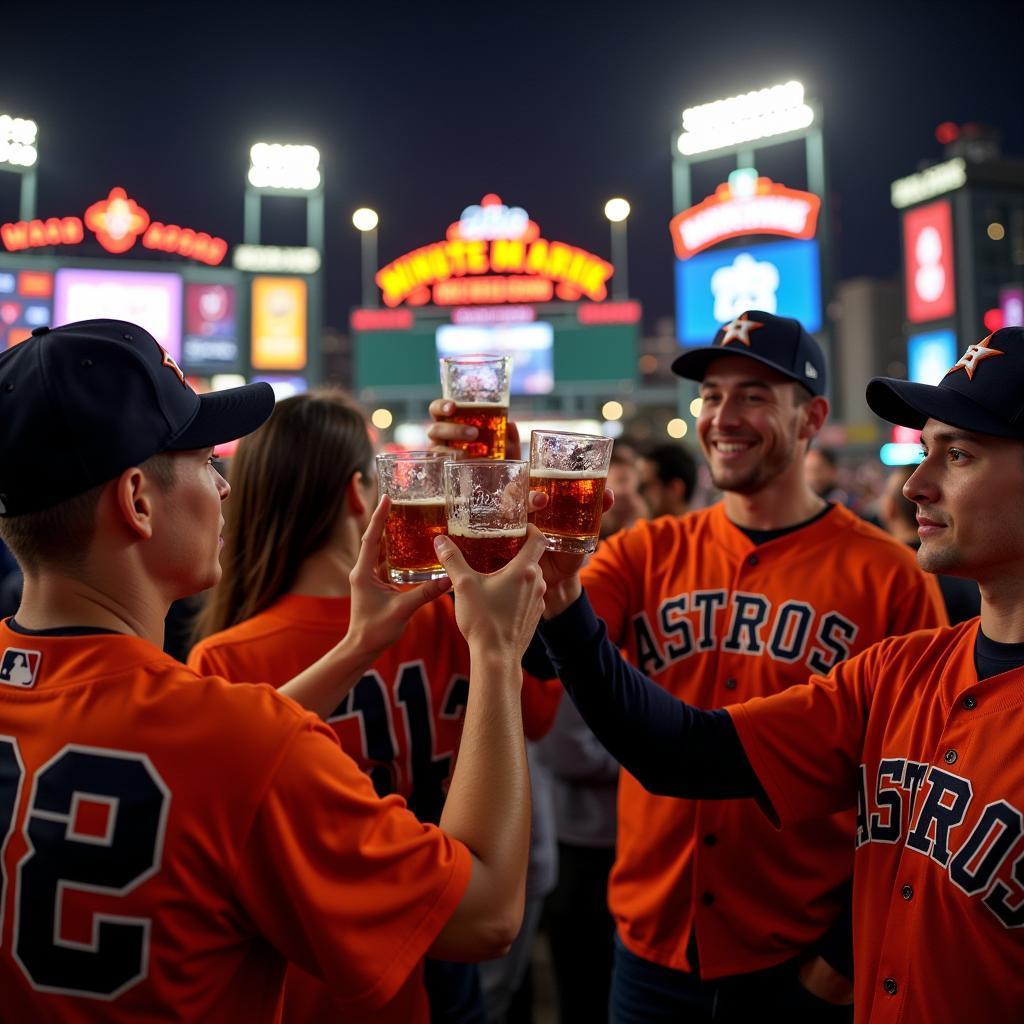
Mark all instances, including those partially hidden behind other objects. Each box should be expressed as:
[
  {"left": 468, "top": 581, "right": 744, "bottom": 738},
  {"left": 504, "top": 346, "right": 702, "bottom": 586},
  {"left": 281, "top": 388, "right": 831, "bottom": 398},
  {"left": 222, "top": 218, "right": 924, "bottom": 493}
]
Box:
[{"left": 194, "top": 388, "right": 374, "bottom": 638}]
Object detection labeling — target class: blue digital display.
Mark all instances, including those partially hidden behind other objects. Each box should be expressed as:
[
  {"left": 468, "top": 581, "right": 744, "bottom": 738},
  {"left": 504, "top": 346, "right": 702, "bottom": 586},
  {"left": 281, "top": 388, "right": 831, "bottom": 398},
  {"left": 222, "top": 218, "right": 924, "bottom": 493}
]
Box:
[
  {"left": 675, "top": 238, "right": 822, "bottom": 347},
  {"left": 907, "top": 329, "right": 957, "bottom": 384}
]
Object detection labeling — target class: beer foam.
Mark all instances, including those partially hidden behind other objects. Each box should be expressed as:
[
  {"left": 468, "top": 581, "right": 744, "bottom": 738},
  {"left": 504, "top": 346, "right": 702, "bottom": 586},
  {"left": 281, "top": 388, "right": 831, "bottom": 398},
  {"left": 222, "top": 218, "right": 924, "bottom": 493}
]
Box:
[
  {"left": 449, "top": 401, "right": 508, "bottom": 410},
  {"left": 447, "top": 523, "right": 528, "bottom": 538},
  {"left": 389, "top": 497, "right": 447, "bottom": 506},
  {"left": 528, "top": 467, "right": 609, "bottom": 479}
]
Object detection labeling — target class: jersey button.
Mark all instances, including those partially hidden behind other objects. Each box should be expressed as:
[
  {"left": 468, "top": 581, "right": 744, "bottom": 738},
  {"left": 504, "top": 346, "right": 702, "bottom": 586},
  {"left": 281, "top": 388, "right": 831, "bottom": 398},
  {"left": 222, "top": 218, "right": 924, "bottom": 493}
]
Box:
[
  {"left": 901, "top": 884, "right": 913, "bottom": 900},
  {"left": 747, "top": 554, "right": 759, "bottom": 567},
  {"left": 883, "top": 977, "right": 898, "bottom": 995},
  {"left": 724, "top": 678, "right": 737, "bottom": 691},
  {"left": 944, "top": 749, "right": 958, "bottom": 765},
  {"left": 701, "top": 891, "right": 715, "bottom": 906},
  {"left": 704, "top": 833, "right": 717, "bottom": 846},
  {"left": 962, "top": 696, "right": 977, "bottom": 710}
]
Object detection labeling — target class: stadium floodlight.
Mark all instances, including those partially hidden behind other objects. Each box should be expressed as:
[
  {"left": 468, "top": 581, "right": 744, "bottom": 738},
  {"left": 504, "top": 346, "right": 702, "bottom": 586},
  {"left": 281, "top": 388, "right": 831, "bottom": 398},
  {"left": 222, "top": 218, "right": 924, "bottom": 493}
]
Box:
[
  {"left": 604, "top": 198, "right": 631, "bottom": 223},
  {"left": 677, "top": 81, "right": 814, "bottom": 157},
  {"left": 352, "top": 207, "right": 379, "bottom": 232},
  {"left": 0, "top": 114, "right": 38, "bottom": 169},
  {"left": 247, "top": 143, "right": 321, "bottom": 191}
]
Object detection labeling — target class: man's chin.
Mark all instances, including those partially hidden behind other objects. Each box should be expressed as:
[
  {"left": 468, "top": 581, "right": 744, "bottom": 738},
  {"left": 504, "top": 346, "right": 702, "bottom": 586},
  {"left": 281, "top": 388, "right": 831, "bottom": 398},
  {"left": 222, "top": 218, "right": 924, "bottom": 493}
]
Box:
[{"left": 916, "top": 543, "right": 962, "bottom": 577}]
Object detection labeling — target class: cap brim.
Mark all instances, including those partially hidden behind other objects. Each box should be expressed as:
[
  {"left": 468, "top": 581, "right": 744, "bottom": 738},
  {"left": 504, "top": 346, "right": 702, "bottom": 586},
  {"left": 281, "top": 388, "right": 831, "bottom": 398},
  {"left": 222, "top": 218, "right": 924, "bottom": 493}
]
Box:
[
  {"left": 671, "top": 346, "right": 803, "bottom": 387},
  {"left": 168, "top": 381, "right": 275, "bottom": 450},
  {"left": 866, "top": 377, "right": 1017, "bottom": 437}
]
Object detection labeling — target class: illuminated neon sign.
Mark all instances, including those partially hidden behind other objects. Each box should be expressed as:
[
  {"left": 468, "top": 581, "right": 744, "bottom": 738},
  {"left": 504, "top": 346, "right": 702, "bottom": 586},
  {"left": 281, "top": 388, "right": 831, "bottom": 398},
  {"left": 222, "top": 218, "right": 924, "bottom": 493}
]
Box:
[
  {"left": 375, "top": 194, "right": 614, "bottom": 307},
  {"left": 669, "top": 171, "right": 820, "bottom": 260},
  {"left": 1, "top": 187, "right": 228, "bottom": 266}
]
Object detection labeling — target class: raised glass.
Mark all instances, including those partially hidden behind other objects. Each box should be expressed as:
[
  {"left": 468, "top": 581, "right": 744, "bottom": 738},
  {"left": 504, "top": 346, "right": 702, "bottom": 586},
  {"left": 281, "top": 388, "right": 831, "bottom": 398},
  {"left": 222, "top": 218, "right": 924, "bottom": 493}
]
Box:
[
  {"left": 444, "top": 459, "right": 528, "bottom": 574},
  {"left": 376, "top": 451, "right": 449, "bottom": 583},
  {"left": 439, "top": 354, "right": 512, "bottom": 460}
]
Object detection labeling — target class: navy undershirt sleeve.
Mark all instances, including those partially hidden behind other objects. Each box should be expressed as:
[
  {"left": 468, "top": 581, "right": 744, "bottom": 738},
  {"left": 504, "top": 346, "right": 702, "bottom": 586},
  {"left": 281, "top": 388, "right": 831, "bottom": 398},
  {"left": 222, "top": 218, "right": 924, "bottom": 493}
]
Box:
[{"left": 537, "top": 591, "right": 764, "bottom": 801}]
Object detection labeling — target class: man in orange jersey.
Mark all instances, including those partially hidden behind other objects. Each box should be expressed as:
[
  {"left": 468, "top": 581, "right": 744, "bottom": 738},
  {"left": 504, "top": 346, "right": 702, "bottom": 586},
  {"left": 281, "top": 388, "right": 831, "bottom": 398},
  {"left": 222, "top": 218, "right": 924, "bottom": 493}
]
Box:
[
  {"left": 431, "top": 310, "right": 946, "bottom": 1020},
  {"left": 529, "top": 325, "right": 1024, "bottom": 1024},
  {"left": 0, "top": 319, "right": 545, "bottom": 1023}
]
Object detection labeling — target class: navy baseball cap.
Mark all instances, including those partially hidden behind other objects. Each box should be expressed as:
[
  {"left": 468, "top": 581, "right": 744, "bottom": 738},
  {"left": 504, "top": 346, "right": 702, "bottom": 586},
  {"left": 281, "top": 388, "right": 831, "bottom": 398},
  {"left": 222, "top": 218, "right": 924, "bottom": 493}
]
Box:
[
  {"left": 671, "top": 310, "right": 827, "bottom": 397},
  {"left": 867, "top": 327, "right": 1024, "bottom": 438},
  {"left": 0, "top": 319, "right": 275, "bottom": 516}
]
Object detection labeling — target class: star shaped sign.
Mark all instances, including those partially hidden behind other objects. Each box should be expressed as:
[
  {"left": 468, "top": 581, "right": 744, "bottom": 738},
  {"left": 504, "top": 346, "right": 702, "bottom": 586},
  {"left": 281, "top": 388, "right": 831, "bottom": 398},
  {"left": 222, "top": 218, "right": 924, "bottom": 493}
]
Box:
[
  {"left": 944, "top": 334, "right": 1005, "bottom": 381},
  {"left": 718, "top": 312, "right": 765, "bottom": 347},
  {"left": 84, "top": 187, "right": 150, "bottom": 255}
]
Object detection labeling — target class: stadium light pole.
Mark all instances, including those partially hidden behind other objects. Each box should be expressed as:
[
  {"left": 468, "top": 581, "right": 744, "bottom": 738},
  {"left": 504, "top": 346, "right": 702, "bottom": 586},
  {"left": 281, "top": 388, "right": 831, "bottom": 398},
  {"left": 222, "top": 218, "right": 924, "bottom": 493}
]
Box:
[
  {"left": 604, "top": 197, "right": 630, "bottom": 301},
  {"left": 0, "top": 112, "right": 39, "bottom": 220},
  {"left": 352, "top": 207, "right": 379, "bottom": 308}
]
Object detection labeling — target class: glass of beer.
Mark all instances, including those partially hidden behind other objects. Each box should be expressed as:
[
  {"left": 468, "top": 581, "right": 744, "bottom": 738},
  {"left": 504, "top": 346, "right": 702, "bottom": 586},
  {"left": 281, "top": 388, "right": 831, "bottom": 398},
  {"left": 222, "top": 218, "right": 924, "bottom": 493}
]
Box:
[
  {"left": 376, "top": 451, "right": 449, "bottom": 583},
  {"left": 440, "top": 354, "right": 512, "bottom": 460},
  {"left": 529, "top": 431, "right": 613, "bottom": 554},
  {"left": 444, "top": 460, "right": 528, "bottom": 574}
]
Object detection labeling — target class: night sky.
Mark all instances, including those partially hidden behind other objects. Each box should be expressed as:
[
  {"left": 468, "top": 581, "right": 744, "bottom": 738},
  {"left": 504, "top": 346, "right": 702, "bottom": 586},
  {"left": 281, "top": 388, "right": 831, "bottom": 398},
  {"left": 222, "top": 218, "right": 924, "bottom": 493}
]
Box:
[{"left": 3, "top": 0, "right": 1022, "bottom": 331}]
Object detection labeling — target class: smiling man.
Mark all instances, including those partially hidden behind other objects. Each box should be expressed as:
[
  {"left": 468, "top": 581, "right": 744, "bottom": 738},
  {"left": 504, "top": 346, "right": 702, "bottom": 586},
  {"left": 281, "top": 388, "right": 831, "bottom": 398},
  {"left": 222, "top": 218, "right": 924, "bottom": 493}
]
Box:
[
  {"left": 532, "top": 324, "right": 1024, "bottom": 1024},
  {"left": 531, "top": 310, "right": 946, "bottom": 1021}
]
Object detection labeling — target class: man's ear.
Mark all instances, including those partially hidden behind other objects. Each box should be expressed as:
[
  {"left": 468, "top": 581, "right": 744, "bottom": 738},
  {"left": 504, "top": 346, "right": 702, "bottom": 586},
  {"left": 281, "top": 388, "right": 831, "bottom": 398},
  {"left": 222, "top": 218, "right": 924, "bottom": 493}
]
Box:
[
  {"left": 799, "top": 396, "right": 830, "bottom": 440},
  {"left": 111, "top": 466, "right": 155, "bottom": 540}
]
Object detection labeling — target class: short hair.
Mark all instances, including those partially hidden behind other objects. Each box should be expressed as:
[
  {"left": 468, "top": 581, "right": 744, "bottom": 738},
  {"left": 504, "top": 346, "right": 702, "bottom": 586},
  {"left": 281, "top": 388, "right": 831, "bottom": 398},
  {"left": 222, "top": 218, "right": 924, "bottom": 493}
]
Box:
[
  {"left": 0, "top": 453, "right": 177, "bottom": 576},
  {"left": 641, "top": 443, "right": 698, "bottom": 501}
]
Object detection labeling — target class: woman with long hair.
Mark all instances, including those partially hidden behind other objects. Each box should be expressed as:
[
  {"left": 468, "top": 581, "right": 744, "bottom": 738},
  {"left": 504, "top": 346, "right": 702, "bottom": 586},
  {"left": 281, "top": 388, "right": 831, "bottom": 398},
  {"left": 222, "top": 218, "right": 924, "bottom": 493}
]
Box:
[{"left": 190, "top": 389, "right": 559, "bottom": 1024}]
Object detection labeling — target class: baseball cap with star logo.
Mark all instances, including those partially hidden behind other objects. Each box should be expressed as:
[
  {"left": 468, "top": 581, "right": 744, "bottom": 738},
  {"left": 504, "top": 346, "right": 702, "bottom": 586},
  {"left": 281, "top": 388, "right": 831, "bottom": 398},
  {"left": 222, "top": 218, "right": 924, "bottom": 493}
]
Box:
[
  {"left": 866, "top": 326, "right": 1024, "bottom": 438},
  {"left": 670, "top": 310, "right": 827, "bottom": 397},
  {"left": 0, "top": 319, "right": 275, "bottom": 516}
]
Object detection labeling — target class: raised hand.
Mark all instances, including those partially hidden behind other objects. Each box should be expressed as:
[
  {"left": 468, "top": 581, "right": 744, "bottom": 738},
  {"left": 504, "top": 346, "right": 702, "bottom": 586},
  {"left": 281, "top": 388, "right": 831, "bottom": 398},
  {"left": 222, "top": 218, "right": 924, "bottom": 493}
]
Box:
[
  {"left": 426, "top": 398, "right": 522, "bottom": 460},
  {"left": 347, "top": 496, "right": 452, "bottom": 659},
  {"left": 433, "top": 524, "right": 547, "bottom": 660}
]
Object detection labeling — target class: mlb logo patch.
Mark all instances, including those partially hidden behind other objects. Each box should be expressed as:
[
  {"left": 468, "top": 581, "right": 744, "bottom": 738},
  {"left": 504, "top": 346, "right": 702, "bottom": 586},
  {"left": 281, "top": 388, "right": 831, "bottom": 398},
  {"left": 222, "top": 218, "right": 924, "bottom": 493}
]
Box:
[{"left": 0, "top": 648, "right": 41, "bottom": 688}]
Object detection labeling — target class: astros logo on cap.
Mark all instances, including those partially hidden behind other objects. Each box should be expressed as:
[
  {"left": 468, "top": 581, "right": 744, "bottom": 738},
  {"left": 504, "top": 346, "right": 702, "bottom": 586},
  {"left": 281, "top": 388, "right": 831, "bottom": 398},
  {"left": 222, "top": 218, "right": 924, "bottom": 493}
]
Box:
[
  {"left": 157, "top": 343, "right": 187, "bottom": 387},
  {"left": 718, "top": 312, "right": 764, "bottom": 347},
  {"left": 945, "top": 334, "right": 1004, "bottom": 381}
]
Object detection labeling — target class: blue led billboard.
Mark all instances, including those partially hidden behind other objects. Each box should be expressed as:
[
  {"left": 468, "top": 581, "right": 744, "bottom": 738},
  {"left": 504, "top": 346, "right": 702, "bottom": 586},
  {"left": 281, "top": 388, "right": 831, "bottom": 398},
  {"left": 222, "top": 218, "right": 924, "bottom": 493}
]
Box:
[
  {"left": 675, "top": 238, "right": 822, "bottom": 347},
  {"left": 907, "top": 328, "right": 957, "bottom": 384}
]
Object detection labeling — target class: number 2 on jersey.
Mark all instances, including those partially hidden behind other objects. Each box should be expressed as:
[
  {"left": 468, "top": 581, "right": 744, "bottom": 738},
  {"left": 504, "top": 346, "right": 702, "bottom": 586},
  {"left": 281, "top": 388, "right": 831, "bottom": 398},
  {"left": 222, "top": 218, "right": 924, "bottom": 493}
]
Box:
[{"left": 0, "top": 738, "right": 169, "bottom": 998}]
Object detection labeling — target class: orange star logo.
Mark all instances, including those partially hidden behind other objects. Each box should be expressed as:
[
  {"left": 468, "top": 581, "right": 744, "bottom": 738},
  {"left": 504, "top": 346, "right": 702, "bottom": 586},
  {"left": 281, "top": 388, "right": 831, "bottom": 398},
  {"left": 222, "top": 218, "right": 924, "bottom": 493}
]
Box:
[
  {"left": 718, "top": 312, "right": 765, "bottom": 347},
  {"left": 944, "top": 334, "right": 1005, "bottom": 381},
  {"left": 84, "top": 187, "right": 150, "bottom": 254},
  {"left": 156, "top": 342, "right": 187, "bottom": 387}
]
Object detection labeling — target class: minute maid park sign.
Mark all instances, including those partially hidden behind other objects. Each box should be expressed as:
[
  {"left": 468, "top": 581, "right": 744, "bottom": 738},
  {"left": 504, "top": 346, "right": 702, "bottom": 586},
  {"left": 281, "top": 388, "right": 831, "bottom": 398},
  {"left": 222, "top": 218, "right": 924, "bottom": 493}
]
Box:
[{"left": 375, "top": 194, "right": 614, "bottom": 308}]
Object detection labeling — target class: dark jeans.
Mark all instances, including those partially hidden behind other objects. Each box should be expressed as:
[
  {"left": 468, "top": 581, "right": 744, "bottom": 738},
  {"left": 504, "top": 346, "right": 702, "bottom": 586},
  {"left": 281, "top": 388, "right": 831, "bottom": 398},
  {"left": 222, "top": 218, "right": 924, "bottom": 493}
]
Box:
[
  {"left": 544, "top": 842, "right": 616, "bottom": 1024},
  {"left": 611, "top": 935, "right": 854, "bottom": 1024}
]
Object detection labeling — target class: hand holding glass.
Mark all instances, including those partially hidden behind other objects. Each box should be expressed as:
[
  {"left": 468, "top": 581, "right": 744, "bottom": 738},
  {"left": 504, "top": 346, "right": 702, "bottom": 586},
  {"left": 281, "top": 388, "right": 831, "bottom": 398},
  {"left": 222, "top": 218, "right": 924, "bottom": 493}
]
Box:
[
  {"left": 439, "top": 355, "right": 512, "bottom": 459},
  {"left": 444, "top": 460, "right": 528, "bottom": 574}
]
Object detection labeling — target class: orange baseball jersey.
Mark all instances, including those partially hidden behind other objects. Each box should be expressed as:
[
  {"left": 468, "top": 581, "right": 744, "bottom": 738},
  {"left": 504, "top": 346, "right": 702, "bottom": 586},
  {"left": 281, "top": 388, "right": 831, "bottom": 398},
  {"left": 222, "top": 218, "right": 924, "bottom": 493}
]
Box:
[
  {"left": 188, "top": 591, "right": 559, "bottom": 1022},
  {"left": 729, "top": 619, "right": 1024, "bottom": 1022},
  {"left": 0, "top": 621, "right": 471, "bottom": 1023},
  {"left": 580, "top": 502, "right": 947, "bottom": 977}
]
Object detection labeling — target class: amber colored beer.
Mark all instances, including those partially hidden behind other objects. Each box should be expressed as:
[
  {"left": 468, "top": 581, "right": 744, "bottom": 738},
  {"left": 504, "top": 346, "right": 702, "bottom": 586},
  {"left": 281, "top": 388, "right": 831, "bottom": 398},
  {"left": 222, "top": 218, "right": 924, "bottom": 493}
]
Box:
[
  {"left": 385, "top": 499, "right": 447, "bottom": 582},
  {"left": 444, "top": 403, "right": 508, "bottom": 460},
  {"left": 448, "top": 525, "right": 526, "bottom": 574},
  {"left": 529, "top": 469, "right": 607, "bottom": 553}
]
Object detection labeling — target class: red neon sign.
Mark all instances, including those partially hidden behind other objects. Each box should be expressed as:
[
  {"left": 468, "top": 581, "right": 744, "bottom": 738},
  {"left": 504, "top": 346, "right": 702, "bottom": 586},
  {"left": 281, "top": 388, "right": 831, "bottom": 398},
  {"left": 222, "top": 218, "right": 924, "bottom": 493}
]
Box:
[
  {"left": 669, "top": 176, "right": 821, "bottom": 260},
  {"left": 375, "top": 194, "right": 614, "bottom": 308},
  {"left": 577, "top": 300, "right": 642, "bottom": 325},
  {"left": 1, "top": 187, "right": 228, "bottom": 266},
  {"left": 350, "top": 308, "right": 415, "bottom": 331},
  {"left": 903, "top": 199, "right": 955, "bottom": 324},
  {"left": 85, "top": 187, "right": 149, "bottom": 254}
]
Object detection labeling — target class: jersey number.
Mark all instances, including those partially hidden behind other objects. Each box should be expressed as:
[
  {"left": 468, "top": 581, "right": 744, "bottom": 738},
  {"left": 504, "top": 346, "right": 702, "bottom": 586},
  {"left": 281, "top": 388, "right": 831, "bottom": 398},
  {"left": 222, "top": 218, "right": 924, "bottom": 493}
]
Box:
[
  {"left": 332, "top": 664, "right": 469, "bottom": 824},
  {"left": 0, "top": 738, "right": 169, "bottom": 999}
]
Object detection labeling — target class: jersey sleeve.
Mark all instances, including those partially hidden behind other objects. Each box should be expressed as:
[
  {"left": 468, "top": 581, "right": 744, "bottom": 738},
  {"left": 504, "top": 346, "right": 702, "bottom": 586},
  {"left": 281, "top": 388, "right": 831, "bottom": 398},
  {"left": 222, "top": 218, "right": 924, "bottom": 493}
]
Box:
[
  {"left": 726, "top": 643, "right": 882, "bottom": 827},
  {"left": 579, "top": 520, "right": 652, "bottom": 647},
  {"left": 231, "top": 720, "right": 472, "bottom": 1012},
  {"left": 886, "top": 557, "right": 949, "bottom": 634},
  {"left": 186, "top": 641, "right": 230, "bottom": 679}
]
